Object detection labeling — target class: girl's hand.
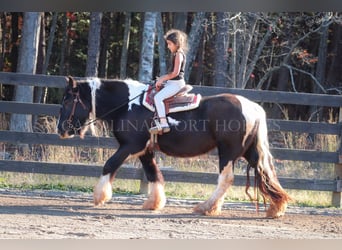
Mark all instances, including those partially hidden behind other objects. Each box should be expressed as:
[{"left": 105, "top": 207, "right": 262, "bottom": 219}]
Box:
[{"left": 155, "top": 78, "right": 164, "bottom": 91}]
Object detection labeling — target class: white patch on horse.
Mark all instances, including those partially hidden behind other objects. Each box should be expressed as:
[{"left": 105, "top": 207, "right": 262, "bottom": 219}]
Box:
[
  {"left": 236, "top": 95, "right": 273, "bottom": 177},
  {"left": 124, "top": 79, "right": 148, "bottom": 111},
  {"left": 210, "top": 163, "right": 234, "bottom": 209},
  {"left": 194, "top": 162, "right": 234, "bottom": 215},
  {"left": 167, "top": 116, "right": 180, "bottom": 126},
  {"left": 93, "top": 173, "right": 112, "bottom": 206},
  {"left": 235, "top": 95, "right": 262, "bottom": 146},
  {"left": 86, "top": 77, "right": 102, "bottom": 136},
  {"left": 86, "top": 77, "right": 101, "bottom": 119}
]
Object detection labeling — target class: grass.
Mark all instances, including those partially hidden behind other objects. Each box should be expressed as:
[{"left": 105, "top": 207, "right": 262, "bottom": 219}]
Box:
[
  {"left": 0, "top": 172, "right": 335, "bottom": 207},
  {"left": 0, "top": 115, "right": 340, "bottom": 208}
]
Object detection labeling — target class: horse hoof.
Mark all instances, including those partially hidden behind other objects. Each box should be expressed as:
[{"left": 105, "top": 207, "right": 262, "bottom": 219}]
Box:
[
  {"left": 266, "top": 202, "right": 287, "bottom": 218},
  {"left": 142, "top": 198, "right": 166, "bottom": 210},
  {"left": 94, "top": 199, "right": 105, "bottom": 206},
  {"left": 93, "top": 192, "right": 111, "bottom": 206},
  {"left": 266, "top": 211, "right": 285, "bottom": 219},
  {"left": 142, "top": 182, "right": 166, "bottom": 210},
  {"left": 93, "top": 174, "right": 112, "bottom": 206},
  {"left": 193, "top": 202, "right": 221, "bottom": 216}
]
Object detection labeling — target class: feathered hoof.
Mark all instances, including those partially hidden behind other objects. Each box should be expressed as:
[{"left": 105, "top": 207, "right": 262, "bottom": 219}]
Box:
[
  {"left": 94, "top": 191, "right": 112, "bottom": 206},
  {"left": 266, "top": 202, "right": 287, "bottom": 218},
  {"left": 193, "top": 201, "right": 222, "bottom": 216},
  {"left": 142, "top": 182, "right": 166, "bottom": 210},
  {"left": 93, "top": 174, "right": 112, "bottom": 206},
  {"left": 142, "top": 197, "right": 166, "bottom": 210}
]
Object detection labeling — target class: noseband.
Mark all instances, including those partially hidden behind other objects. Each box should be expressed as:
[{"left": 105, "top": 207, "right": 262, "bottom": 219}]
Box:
[{"left": 66, "top": 89, "right": 87, "bottom": 130}]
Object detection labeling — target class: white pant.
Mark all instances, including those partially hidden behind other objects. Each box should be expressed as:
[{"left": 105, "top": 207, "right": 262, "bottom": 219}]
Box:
[{"left": 154, "top": 79, "right": 185, "bottom": 118}]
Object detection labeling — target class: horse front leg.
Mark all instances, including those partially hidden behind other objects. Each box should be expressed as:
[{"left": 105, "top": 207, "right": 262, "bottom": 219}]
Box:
[
  {"left": 139, "top": 150, "right": 166, "bottom": 210},
  {"left": 193, "top": 161, "right": 234, "bottom": 216},
  {"left": 93, "top": 146, "right": 130, "bottom": 206}
]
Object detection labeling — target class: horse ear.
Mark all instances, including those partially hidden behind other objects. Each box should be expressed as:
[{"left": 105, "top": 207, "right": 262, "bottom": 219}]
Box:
[
  {"left": 67, "top": 76, "right": 78, "bottom": 91},
  {"left": 67, "top": 76, "right": 77, "bottom": 89}
]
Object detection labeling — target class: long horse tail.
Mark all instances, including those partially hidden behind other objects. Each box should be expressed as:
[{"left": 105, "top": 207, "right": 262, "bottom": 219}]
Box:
[
  {"left": 238, "top": 95, "right": 291, "bottom": 218},
  {"left": 254, "top": 105, "right": 292, "bottom": 218}
]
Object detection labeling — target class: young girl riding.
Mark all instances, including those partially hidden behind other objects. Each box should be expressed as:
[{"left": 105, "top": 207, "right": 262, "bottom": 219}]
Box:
[{"left": 149, "top": 29, "right": 188, "bottom": 134}]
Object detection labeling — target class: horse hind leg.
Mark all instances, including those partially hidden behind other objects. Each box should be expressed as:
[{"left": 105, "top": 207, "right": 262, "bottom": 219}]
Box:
[
  {"left": 142, "top": 182, "right": 166, "bottom": 210},
  {"left": 193, "top": 156, "right": 234, "bottom": 216}
]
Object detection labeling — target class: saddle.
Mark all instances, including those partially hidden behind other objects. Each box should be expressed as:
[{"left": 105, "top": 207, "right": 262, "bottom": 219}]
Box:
[{"left": 142, "top": 85, "right": 202, "bottom": 114}]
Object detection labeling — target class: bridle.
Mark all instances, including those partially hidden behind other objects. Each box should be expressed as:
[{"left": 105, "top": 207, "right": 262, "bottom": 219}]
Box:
[
  {"left": 62, "top": 80, "right": 154, "bottom": 133},
  {"left": 65, "top": 88, "right": 87, "bottom": 131}
]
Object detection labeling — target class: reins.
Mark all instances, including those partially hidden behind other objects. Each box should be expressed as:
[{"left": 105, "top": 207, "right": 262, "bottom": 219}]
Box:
[{"left": 69, "top": 84, "right": 154, "bottom": 133}]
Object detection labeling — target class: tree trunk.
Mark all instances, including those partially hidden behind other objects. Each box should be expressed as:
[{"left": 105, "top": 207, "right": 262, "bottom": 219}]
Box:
[
  {"left": 98, "top": 12, "right": 111, "bottom": 78},
  {"left": 41, "top": 12, "right": 58, "bottom": 104},
  {"left": 34, "top": 12, "right": 45, "bottom": 104},
  {"left": 239, "top": 13, "right": 258, "bottom": 88},
  {"left": 315, "top": 17, "right": 329, "bottom": 91},
  {"left": 194, "top": 30, "right": 205, "bottom": 85},
  {"left": 10, "top": 12, "right": 19, "bottom": 72},
  {"left": 173, "top": 12, "right": 187, "bottom": 31},
  {"left": 0, "top": 13, "right": 6, "bottom": 100},
  {"left": 214, "top": 12, "right": 229, "bottom": 87},
  {"left": 310, "top": 16, "right": 330, "bottom": 121},
  {"left": 85, "top": 12, "right": 103, "bottom": 77},
  {"left": 59, "top": 13, "right": 68, "bottom": 75},
  {"left": 10, "top": 12, "right": 41, "bottom": 133},
  {"left": 230, "top": 17, "right": 237, "bottom": 88},
  {"left": 138, "top": 12, "right": 157, "bottom": 83},
  {"left": 156, "top": 12, "right": 167, "bottom": 76},
  {"left": 33, "top": 13, "right": 45, "bottom": 127},
  {"left": 0, "top": 13, "right": 5, "bottom": 71},
  {"left": 120, "top": 12, "right": 131, "bottom": 79},
  {"left": 326, "top": 23, "right": 342, "bottom": 89},
  {"left": 185, "top": 12, "right": 206, "bottom": 82}
]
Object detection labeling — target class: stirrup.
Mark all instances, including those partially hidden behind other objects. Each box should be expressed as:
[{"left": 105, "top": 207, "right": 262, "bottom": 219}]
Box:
[{"left": 149, "top": 119, "right": 170, "bottom": 134}]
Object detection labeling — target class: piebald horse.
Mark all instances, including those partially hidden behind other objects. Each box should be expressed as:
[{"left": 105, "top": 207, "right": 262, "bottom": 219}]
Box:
[{"left": 57, "top": 76, "right": 291, "bottom": 218}]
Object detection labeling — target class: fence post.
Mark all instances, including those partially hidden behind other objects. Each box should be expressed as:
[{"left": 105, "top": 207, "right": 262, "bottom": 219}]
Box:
[{"left": 332, "top": 107, "right": 342, "bottom": 207}]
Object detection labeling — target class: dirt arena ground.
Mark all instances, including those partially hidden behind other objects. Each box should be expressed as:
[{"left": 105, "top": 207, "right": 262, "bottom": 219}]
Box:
[{"left": 0, "top": 189, "right": 341, "bottom": 239}]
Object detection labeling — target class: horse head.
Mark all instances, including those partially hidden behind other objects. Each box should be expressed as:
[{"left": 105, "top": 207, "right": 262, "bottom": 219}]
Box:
[{"left": 57, "top": 76, "right": 92, "bottom": 139}]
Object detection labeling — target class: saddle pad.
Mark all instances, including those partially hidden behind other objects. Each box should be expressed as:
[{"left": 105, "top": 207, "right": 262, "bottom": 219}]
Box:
[{"left": 142, "top": 86, "right": 201, "bottom": 113}]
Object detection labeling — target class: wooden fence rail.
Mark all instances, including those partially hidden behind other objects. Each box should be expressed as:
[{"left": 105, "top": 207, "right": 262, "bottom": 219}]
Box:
[{"left": 0, "top": 72, "right": 341, "bottom": 207}]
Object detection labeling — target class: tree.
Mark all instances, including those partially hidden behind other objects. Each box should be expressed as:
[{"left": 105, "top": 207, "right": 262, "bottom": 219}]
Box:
[
  {"left": 315, "top": 13, "right": 330, "bottom": 91},
  {"left": 236, "top": 13, "right": 258, "bottom": 88},
  {"left": 173, "top": 12, "right": 187, "bottom": 31},
  {"left": 34, "top": 12, "right": 46, "bottom": 105},
  {"left": 1, "top": 12, "right": 342, "bottom": 110},
  {"left": 10, "top": 12, "right": 41, "bottom": 132},
  {"left": 138, "top": 12, "right": 157, "bottom": 83},
  {"left": 156, "top": 12, "right": 167, "bottom": 76},
  {"left": 58, "top": 13, "right": 68, "bottom": 76},
  {"left": 40, "top": 12, "right": 58, "bottom": 104},
  {"left": 214, "top": 12, "right": 229, "bottom": 87},
  {"left": 184, "top": 12, "right": 206, "bottom": 82},
  {"left": 98, "top": 12, "right": 112, "bottom": 78},
  {"left": 326, "top": 22, "right": 342, "bottom": 90},
  {"left": 120, "top": 12, "right": 131, "bottom": 78},
  {"left": 85, "top": 12, "right": 103, "bottom": 77},
  {"left": 9, "top": 12, "right": 20, "bottom": 73}
]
